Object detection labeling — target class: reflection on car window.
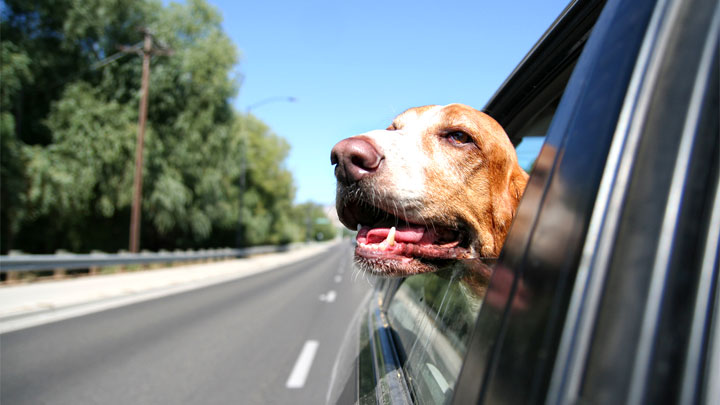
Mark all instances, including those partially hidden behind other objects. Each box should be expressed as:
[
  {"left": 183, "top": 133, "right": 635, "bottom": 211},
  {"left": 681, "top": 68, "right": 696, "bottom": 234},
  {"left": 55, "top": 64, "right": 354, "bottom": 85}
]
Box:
[
  {"left": 516, "top": 136, "right": 545, "bottom": 172},
  {"left": 514, "top": 98, "right": 561, "bottom": 172},
  {"left": 386, "top": 262, "right": 490, "bottom": 404}
]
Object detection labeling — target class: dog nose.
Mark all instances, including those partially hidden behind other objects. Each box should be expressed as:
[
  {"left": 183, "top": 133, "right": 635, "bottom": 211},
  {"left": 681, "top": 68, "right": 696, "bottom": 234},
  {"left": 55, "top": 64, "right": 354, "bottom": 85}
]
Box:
[{"left": 331, "top": 137, "right": 382, "bottom": 183}]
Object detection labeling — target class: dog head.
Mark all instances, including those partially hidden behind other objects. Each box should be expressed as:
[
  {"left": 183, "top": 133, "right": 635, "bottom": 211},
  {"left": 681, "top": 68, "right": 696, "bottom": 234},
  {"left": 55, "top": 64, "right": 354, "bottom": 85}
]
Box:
[{"left": 331, "top": 104, "right": 528, "bottom": 276}]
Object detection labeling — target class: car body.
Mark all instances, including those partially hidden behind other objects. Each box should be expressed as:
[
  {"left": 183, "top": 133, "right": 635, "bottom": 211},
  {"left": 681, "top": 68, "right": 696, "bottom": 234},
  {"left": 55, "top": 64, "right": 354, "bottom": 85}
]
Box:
[{"left": 327, "top": 0, "right": 719, "bottom": 403}]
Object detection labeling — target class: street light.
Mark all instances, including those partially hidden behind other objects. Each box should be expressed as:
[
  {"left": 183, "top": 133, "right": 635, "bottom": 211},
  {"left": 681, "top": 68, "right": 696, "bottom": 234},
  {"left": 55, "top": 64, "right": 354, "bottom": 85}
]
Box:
[
  {"left": 236, "top": 96, "right": 297, "bottom": 248},
  {"left": 246, "top": 96, "right": 297, "bottom": 112}
]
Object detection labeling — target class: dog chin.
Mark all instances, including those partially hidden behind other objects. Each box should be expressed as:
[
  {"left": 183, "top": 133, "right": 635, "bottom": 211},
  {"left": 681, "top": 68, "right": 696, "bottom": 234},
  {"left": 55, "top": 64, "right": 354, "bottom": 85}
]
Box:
[{"left": 353, "top": 253, "right": 439, "bottom": 277}]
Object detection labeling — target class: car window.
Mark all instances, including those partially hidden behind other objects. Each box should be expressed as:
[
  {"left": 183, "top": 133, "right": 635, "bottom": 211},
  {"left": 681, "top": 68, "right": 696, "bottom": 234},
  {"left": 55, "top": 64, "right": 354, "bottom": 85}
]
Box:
[
  {"left": 516, "top": 136, "right": 545, "bottom": 172},
  {"left": 354, "top": 3, "right": 611, "bottom": 403},
  {"left": 379, "top": 13, "right": 593, "bottom": 398},
  {"left": 372, "top": 91, "right": 579, "bottom": 405},
  {"left": 383, "top": 96, "right": 564, "bottom": 404},
  {"left": 514, "top": 98, "right": 561, "bottom": 171},
  {"left": 325, "top": 65, "right": 577, "bottom": 405}
]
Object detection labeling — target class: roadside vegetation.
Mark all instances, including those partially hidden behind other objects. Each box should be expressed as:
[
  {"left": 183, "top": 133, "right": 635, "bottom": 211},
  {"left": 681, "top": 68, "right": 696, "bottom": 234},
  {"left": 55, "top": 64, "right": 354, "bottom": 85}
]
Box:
[{"left": 1, "top": 0, "right": 336, "bottom": 253}]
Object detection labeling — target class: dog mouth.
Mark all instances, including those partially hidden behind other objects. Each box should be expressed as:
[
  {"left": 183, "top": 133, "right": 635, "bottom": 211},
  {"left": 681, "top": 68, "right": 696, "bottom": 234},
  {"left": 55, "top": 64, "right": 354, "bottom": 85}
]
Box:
[{"left": 338, "top": 198, "right": 474, "bottom": 276}]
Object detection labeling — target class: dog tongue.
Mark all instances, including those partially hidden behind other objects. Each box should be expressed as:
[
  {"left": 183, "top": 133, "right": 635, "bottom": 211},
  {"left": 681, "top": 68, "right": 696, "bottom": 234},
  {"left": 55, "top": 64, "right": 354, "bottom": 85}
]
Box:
[
  {"left": 355, "top": 225, "right": 468, "bottom": 261},
  {"left": 359, "top": 225, "right": 429, "bottom": 244}
]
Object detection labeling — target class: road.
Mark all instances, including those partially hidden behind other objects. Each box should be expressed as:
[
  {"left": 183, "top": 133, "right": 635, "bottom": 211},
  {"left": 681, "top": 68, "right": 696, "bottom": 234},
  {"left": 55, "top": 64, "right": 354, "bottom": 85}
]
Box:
[{"left": 1, "top": 241, "right": 372, "bottom": 404}]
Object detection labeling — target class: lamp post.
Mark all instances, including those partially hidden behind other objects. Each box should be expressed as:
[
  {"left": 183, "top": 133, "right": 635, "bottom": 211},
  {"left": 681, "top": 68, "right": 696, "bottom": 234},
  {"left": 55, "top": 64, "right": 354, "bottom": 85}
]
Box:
[{"left": 236, "top": 96, "right": 296, "bottom": 248}]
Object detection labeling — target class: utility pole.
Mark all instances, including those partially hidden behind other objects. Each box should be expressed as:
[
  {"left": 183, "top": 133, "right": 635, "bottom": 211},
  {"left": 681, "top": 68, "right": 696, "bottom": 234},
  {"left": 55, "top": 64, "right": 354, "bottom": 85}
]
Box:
[{"left": 121, "top": 28, "right": 172, "bottom": 253}]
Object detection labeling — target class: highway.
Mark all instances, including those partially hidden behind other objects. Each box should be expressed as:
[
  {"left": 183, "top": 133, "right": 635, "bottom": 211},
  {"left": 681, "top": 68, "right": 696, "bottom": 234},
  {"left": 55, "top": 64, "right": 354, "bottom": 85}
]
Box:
[{"left": 1, "top": 241, "right": 372, "bottom": 404}]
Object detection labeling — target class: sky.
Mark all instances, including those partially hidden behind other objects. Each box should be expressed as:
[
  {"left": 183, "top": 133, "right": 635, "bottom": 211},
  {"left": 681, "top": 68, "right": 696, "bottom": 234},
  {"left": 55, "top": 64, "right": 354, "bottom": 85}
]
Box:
[{"left": 207, "top": 0, "right": 572, "bottom": 205}]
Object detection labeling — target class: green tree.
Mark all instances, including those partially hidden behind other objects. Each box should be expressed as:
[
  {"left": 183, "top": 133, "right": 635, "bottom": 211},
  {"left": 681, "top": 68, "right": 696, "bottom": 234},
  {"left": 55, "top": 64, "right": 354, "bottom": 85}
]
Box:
[
  {"left": 0, "top": 0, "right": 152, "bottom": 146},
  {"left": 239, "top": 114, "right": 302, "bottom": 246},
  {"left": 292, "top": 202, "right": 338, "bottom": 242},
  {"left": 1, "top": 0, "right": 159, "bottom": 252},
  {"left": 1, "top": 0, "right": 305, "bottom": 253},
  {"left": 0, "top": 41, "right": 32, "bottom": 249},
  {"left": 20, "top": 82, "right": 137, "bottom": 251}
]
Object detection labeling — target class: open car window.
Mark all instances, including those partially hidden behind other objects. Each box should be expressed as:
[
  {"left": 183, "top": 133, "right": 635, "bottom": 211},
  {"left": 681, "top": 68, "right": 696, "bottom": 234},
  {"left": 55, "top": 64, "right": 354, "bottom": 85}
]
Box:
[
  {"left": 381, "top": 5, "right": 596, "bottom": 400},
  {"left": 381, "top": 95, "right": 572, "bottom": 404},
  {"left": 382, "top": 87, "right": 571, "bottom": 403}
]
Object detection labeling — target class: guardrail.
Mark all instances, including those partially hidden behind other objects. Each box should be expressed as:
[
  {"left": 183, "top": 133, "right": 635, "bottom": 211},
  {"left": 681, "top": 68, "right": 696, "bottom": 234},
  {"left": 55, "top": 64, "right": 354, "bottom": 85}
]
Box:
[{"left": 0, "top": 243, "right": 315, "bottom": 277}]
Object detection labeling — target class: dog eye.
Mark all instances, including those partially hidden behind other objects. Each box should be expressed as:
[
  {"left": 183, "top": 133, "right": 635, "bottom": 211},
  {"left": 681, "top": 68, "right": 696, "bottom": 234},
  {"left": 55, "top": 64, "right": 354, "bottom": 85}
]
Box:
[{"left": 446, "top": 131, "right": 472, "bottom": 145}]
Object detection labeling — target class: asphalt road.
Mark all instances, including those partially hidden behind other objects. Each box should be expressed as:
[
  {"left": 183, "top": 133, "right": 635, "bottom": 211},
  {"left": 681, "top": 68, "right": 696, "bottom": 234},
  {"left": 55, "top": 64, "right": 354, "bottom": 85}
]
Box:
[{"left": 1, "top": 241, "right": 372, "bottom": 404}]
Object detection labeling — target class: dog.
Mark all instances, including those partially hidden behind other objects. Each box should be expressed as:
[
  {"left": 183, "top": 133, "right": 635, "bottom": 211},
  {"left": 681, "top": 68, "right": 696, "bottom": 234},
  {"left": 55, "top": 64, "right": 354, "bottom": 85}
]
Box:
[{"left": 331, "top": 103, "right": 528, "bottom": 277}]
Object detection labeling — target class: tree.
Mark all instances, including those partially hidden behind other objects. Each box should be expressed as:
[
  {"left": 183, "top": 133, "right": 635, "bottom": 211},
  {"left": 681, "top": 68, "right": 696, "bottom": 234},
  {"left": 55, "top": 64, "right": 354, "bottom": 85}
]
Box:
[
  {"left": 292, "top": 202, "right": 338, "bottom": 242},
  {"left": 1, "top": 0, "right": 153, "bottom": 252},
  {"left": 1, "top": 0, "right": 308, "bottom": 253},
  {"left": 0, "top": 41, "right": 32, "bottom": 249},
  {"left": 238, "top": 115, "right": 302, "bottom": 246}
]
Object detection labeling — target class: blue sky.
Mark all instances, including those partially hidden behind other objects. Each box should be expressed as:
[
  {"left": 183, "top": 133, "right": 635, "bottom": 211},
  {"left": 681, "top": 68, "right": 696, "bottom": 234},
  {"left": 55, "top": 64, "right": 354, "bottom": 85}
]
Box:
[{"left": 208, "top": 0, "right": 571, "bottom": 205}]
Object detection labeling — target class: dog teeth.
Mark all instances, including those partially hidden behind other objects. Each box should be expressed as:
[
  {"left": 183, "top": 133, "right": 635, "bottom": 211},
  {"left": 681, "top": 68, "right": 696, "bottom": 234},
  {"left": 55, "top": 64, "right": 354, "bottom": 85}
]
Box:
[
  {"left": 386, "top": 227, "right": 396, "bottom": 246},
  {"left": 356, "top": 227, "right": 398, "bottom": 252},
  {"left": 376, "top": 227, "right": 396, "bottom": 251}
]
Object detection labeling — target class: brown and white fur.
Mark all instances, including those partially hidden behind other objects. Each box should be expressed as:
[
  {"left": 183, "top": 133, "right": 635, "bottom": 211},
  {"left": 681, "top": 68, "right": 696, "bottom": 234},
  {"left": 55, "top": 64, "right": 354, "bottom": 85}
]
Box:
[{"left": 331, "top": 104, "right": 528, "bottom": 277}]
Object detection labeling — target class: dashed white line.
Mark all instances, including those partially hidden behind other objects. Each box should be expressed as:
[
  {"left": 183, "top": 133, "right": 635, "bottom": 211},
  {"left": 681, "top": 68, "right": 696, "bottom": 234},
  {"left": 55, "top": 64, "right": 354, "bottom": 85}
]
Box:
[
  {"left": 286, "top": 340, "right": 319, "bottom": 389},
  {"left": 319, "top": 290, "right": 337, "bottom": 303},
  {"left": 427, "top": 362, "right": 451, "bottom": 393}
]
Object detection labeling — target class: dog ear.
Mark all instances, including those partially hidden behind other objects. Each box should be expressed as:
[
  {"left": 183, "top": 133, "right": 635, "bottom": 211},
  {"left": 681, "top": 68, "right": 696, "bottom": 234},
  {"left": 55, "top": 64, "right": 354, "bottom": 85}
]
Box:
[
  {"left": 508, "top": 164, "right": 529, "bottom": 211},
  {"left": 491, "top": 162, "right": 529, "bottom": 256}
]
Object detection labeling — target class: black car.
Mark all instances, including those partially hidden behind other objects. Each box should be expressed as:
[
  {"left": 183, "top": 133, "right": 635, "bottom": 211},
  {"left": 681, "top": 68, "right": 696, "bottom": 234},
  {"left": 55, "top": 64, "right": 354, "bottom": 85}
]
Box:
[{"left": 327, "top": 0, "right": 719, "bottom": 403}]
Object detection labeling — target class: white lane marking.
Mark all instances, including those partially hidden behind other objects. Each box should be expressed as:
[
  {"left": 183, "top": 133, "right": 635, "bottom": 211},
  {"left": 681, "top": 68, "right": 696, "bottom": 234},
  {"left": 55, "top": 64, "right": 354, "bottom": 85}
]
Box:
[
  {"left": 286, "top": 340, "right": 319, "bottom": 389},
  {"left": 427, "top": 363, "right": 450, "bottom": 393},
  {"left": 334, "top": 275, "right": 342, "bottom": 283},
  {"left": 319, "top": 290, "right": 337, "bottom": 303}
]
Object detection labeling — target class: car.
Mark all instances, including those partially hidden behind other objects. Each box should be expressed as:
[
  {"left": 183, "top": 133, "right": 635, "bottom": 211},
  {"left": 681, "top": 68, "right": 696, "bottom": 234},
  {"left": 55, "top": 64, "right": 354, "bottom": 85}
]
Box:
[{"left": 326, "top": 0, "right": 720, "bottom": 403}]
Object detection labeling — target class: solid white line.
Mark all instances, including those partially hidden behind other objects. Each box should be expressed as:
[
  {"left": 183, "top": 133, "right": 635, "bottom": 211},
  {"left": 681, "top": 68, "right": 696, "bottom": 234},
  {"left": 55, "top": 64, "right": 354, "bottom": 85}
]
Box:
[{"left": 286, "top": 340, "right": 319, "bottom": 389}]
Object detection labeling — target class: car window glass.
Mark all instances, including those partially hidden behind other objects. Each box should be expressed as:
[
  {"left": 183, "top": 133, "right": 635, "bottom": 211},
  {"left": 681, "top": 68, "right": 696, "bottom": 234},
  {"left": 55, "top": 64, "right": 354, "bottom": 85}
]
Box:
[
  {"left": 516, "top": 136, "right": 545, "bottom": 172},
  {"left": 386, "top": 262, "right": 490, "bottom": 404},
  {"left": 514, "top": 98, "right": 561, "bottom": 172}
]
